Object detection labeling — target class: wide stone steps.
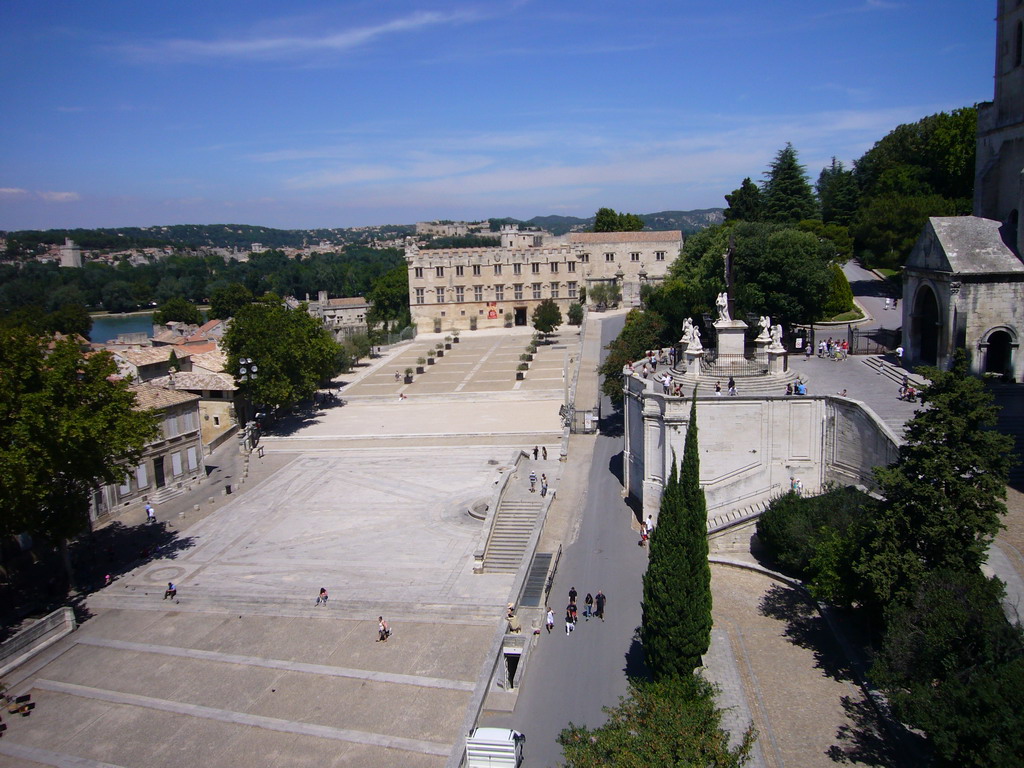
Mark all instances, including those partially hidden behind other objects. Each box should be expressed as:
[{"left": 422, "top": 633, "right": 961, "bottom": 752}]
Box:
[
  {"left": 667, "top": 368, "right": 805, "bottom": 398},
  {"left": 706, "top": 497, "right": 773, "bottom": 535},
  {"left": 862, "top": 356, "right": 929, "bottom": 388},
  {"left": 482, "top": 499, "right": 544, "bottom": 573}
]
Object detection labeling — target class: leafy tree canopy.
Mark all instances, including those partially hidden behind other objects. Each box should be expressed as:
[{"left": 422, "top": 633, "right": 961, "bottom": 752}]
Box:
[
  {"left": 594, "top": 207, "right": 645, "bottom": 232},
  {"left": 0, "top": 329, "right": 158, "bottom": 586},
  {"left": 222, "top": 297, "right": 342, "bottom": 411},
  {"left": 365, "top": 264, "right": 410, "bottom": 330},
  {"left": 723, "top": 177, "right": 763, "bottom": 223},
  {"left": 816, "top": 157, "right": 859, "bottom": 226},
  {"left": 558, "top": 675, "right": 755, "bottom": 767},
  {"left": 154, "top": 296, "right": 203, "bottom": 326},
  {"left": 531, "top": 298, "right": 563, "bottom": 335},
  {"left": 209, "top": 282, "right": 254, "bottom": 319}
]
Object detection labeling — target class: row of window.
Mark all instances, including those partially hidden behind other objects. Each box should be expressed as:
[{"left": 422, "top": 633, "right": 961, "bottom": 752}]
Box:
[
  {"left": 411, "top": 251, "right": 666, "bottom": 279},
  {"left": 118, "top": 447, "right": 200, "bottom": 496},
  {"left": 414, "top": 282, "right": 579, "bottom": 304},
  {"left": 163, "top": 408, "right": 199, "bottom": 439}
]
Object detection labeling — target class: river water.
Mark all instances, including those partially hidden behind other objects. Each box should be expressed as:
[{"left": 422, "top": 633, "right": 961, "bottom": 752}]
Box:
[{"left": 90, "top": 313, "right": 155, "bottom": 343}]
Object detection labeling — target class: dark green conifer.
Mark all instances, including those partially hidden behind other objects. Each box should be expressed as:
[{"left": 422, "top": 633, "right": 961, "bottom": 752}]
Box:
[{"left": 641, "top": 394, "right": 713, "bottom": 678}]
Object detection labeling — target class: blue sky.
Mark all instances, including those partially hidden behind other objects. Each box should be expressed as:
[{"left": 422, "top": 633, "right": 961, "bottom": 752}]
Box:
[{"left": 0, "top": 1, "right": 995, "bottom": 230}]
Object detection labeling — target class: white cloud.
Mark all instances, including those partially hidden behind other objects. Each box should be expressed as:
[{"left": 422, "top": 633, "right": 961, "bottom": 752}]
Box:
[
  {"left": 117, "top": 10, "right": 477, "bottom": 62},
  {"left": 38, "top": 191, "right": 81, "bottom": 202},
  {"left": 0, "top": 188, "right": 28, "bottom": 196}
]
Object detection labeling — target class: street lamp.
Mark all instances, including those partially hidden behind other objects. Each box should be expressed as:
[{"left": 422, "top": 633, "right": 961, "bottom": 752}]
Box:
[{"left": 238, "top": 358, "right": 259, "bottom": 449}]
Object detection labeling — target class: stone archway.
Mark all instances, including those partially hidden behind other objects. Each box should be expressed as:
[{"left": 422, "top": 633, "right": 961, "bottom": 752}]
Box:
[
  {"left": 984, "top": 329, "right": 1014, "bottom": 376},
  {"left": 912, "top": 284, "right": 940, "bottom": 366}
]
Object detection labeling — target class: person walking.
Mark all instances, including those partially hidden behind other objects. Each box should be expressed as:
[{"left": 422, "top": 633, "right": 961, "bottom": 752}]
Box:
[
  {"left": 529, "top": 470, "right": 537, "bottom": 492},
  {"left": 568, "top": 586, "right": 577, "bottom": 605},
  {"left": 163, "top": 582, "right": 176, "bottom": 600},
  {"left": 542, "top": 446, "right": 547, "bottom": 461},
  {"left": 639, "top": 519, "right": 648, "bottom": 546},
  {"left": 546, "top": 607, "right": 555, "bottom": 633},
  {"left": 145, "top": 503, "right": 156, "bottom": 523},
  {"left": 533, "top": 446, "right": 539, "bottom": 460},
  {"left": 565, "top": 605, "right": 576, "bottom": 635},
  {"left": 316, "top": 587, "right": 328, "bottom": 606},
  {"left": 540, "top": 474, "right": 548, "bottom": 497},
  {"left": 584, "top": 592, "right": 594, "bottom": 620},
  {"left": 378, "top": 616, "right": 390, "bottom": 642},
  {"left": 647, "top": 515, "right": 655, "bottom": 537},
  {"left": 594, "top": 590, "right": 606, "bottom": 621}
]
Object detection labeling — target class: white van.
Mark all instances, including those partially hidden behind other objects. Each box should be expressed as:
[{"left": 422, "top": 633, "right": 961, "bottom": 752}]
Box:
[{"left": 465, "top": 726, "right": 525, "bottom": 767}]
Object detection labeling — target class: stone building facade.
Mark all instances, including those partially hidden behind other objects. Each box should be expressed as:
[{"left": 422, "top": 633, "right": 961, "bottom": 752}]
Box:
[
  {"left": 405, "top": 228, "right": 682, "bottom": 333},
  {"left": 303, "top": 291, "right": 371, "bottom": 340},
  {"left": 902, "top": 3, "right": 1024, "bottom": 381},
  {"left": 91, "top": 384, "right": 205, "bottom": 521}
]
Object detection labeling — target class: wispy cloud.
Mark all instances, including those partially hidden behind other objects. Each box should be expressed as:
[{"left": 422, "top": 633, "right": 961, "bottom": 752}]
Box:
[
  {"left": 0, "top": 188, "right": 29, "bottom": 197},
  {"left": 116, "top": 10, "right": 477, "bottom": 63},
  {"left": 812, "top": 0, "right": 902, "bottom": 20},
  {"left": 38, "top": 191, "right": 81, "bottom": 203}
]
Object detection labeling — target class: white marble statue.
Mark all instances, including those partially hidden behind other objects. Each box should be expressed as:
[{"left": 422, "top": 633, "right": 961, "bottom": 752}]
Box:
[
  {"left": 680, "top": 317, "right": 694, "bottom": 345},
  {"left": 770, "top": 323, "right": 783, "bottom": 348},
  {"left": 715, "top": 291, "right": 730, "bottom": 322},
  {"left": 757, "top": 315, "right": 771, "bottom": 341},
  {"left": 689, "top": 325, "right": 703, "bottom": 351}
]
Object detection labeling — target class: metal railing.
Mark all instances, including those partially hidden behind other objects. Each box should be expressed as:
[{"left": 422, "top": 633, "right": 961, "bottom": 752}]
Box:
[{"left": 700, "top": 351, "right": 769, "bottom": 377}]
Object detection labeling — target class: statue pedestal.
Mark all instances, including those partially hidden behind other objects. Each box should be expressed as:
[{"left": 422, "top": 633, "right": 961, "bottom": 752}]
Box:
[
  {"left": 714, "top": 319, "right": 748, "bottom": 357},
  {"left": 685, "top": 348, "right": 704, "bottom": 376},
  {"left": 767, "top": 344, "right": 787, "bottom": 374}
]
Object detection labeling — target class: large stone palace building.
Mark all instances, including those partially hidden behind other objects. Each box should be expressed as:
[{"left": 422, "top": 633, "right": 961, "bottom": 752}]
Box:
[{"left": 405, "top": 225, "right": 683, "bottom": 333}]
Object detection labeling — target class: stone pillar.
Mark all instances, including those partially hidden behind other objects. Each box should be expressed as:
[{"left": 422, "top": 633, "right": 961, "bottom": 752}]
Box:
[
  {"left": 685, "top": 348, "right": 704, "bottom": 376},
  {"left": 714, "top": 319, "right": 749, "bottom": 357},
  {"left": 767, "top": 343, "right": 787, "bottom": 375}
]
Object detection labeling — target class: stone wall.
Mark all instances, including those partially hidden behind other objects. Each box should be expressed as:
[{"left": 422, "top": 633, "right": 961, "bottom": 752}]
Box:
[{"left": 624, "top": 381, "right": 900, "bottom": 521}]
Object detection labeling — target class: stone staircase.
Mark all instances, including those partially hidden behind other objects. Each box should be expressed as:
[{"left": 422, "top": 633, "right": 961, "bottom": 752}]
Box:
[
  {"left": 482, "top": 499, "right": 545, "bottom": 573},
  {"left": 862, "top": 355, "right": 929, "bottom": 389},
  {"left": 706, "top": 496, "right": 774, "bottom": 535},
  {"left": 665, "top": 367, "right": 804, "bottom": 397}
]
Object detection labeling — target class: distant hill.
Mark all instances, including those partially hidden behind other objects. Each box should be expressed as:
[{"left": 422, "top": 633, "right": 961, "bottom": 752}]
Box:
[
  {"left": 2, "top": 209, "right": 722, "bottom": 252},
  {"left": 518, "top": 209, "right": 723, "bottom": 236}
]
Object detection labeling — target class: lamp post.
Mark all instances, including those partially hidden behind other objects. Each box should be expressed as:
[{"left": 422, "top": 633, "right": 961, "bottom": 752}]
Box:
[{"left": 238, "top": 357, "right": 258, "bottom": 451}]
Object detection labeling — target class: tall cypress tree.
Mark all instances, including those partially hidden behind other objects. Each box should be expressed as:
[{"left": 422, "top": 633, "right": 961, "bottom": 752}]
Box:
[
  {"left": 642, "top": 394, "right": 713, "bottom": 679},
  {"left": 762, "top": 143, "right": 819, "bottom": 224}
]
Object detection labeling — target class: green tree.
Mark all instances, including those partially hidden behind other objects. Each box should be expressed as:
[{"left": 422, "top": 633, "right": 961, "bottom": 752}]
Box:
[
  {"left": 567, "top": 302, "right": 584, "bottom": 325},
  {"left": 816, "top": 158, "right": 859, "bottom": 226},
  {"left": 855, "top": 349, "right": 1015, "bottom": 611},
  {"left": 851, "top": 193, "right": 959, "bottom": 269},
  {"left": 558, "top": 675, "right": 755, "bottom": 767},
  {"left": 642, "top": 396, "right": 712, "bottom": 679},
  {"left": 761, "top": 143, "right": 819, "bottom": 224},
  {"left": 222, "top": 298, "right": 341, "bottom": 411},
  {"left": 154, "top": 296, "right": 203, "bottom": 326},
  {"left": 723, "top": 177, "right": 763, "bottom": 222},
  {"left": 872, "top": 570, "right": 1024, "bottom": 768},
  {"left": 594, "top": 207, "right": 645, "bottom": 232},
  {"left": 366, "top": 264, "right": 411, "bottom": 330},
  {"left": 531, "top": 298, "right": 563, "bottom": 335},
  {"left": 45, "top": 303, "right": 93, "bottom": 338},
  {"left": 821, "top": 263, "right": 854, "bottom": 317},
  {"left": 598, "top": 308, "right": 666, "bottom": 402},
  {"left": 101, "top": 280, "right": 137, "bottom": 313},
  {"left": 0, "top": 329, "right": 158, "bottom": 588},
  {"left": 209, "top": 282, "right": 254, "bottom": 319}
]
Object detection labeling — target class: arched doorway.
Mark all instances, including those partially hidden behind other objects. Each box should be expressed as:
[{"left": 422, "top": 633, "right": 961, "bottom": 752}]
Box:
[
  {"left": 912, "top": 285, "right": 940, "bottom": 366},
  {"left": 985, "top": 330, "right": 1013, "bottom": 376}
]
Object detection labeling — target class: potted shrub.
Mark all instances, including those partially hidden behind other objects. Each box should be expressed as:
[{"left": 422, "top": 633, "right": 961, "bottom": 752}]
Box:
[
  {"left": 504, "top": 312, "right": 514, "bottom": 328},
  {"left": 526, "top": 343, "right": 537, "bottom": 355},
  {"left": 435, "top": 342, "right": 445, "bottom": 358},
  {"left": 444, "top": 335, "right": 452, "bottom": 349},
  {"left": 452, "top": 330, "right": 461, "bottom": 343},
  {"left": 520, "top": 352, "right": 533, "bottom": 363},
  {"left": 427, "top": 354, "right": 435, "bottom": 365},
  {"left": 416, "top": 357, "right": 426, "bottom": 374},
  {"left": 403, "top": 367, "right": 414, "bottom": 384},
  {"left": 516, "top": 362, "right": 528, "bottom": 380}
]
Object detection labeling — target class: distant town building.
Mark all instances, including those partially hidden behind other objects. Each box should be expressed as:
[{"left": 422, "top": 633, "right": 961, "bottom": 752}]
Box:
[
  {"left": 299, "top": 291, "right": 371, "bottom": 340},
  {"left": 59, "top": 238, "right": 82, "bottom": 268},
  {"left": 404, "top": 226, "right": 682, "bottom": 333},
  {"left": 150, "top": 370, "right": 239, "bottom": 449}
]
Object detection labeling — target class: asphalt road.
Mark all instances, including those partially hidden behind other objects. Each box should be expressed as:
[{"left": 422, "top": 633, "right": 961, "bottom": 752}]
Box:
[{"left": 495, "top": 313, "right": 657, "bottom": 768}]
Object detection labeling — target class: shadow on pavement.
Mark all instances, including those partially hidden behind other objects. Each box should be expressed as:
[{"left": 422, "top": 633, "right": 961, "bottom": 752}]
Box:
[
  {"left": 758, "top": 584, "right": 855, "bottom": 684},
  {"left": 0, "top": 522, "right": 196, "bottom": 639},
  {"left": 827, "top": 695, "right": 927, "bottom": 766},
  {"left": 623, "top": 627, "right": 651, "bottom": 681}
]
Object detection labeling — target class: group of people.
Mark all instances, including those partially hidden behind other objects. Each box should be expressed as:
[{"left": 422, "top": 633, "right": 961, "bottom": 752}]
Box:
[
  {"left": 818, "top": 338, "right": 849, "bottom": 361},
  {"left": 528, "top": 470, "right": 549, "bottom": 496},
  {"left": 639, "top": 514, "right": 656, "bottom": 546},
  {"left": 899, "top": 376, "right": 919, "bottom": 402},
  {"left": 548, "top": 587, "right": 606, "bottom": 635},
  {"left": 713, "top": 377, "right": 738, "bottom": 397},
  {"left": 625, "top": 348, "right": 675, "bottom": 380},
  {"left": 784, "top": 381, "right": 808, "bottom": 396}
]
